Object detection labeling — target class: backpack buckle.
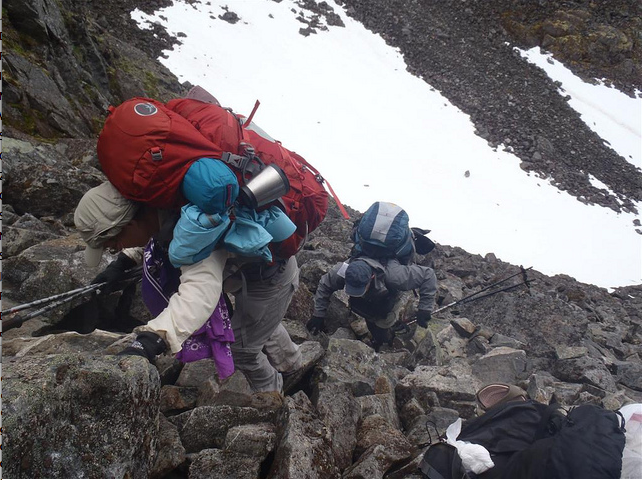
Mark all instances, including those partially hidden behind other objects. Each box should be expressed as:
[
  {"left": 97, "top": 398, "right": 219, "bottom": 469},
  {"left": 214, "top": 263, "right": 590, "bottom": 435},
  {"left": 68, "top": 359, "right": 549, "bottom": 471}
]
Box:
[
  {"left": 221, "top": 152, "right": 248, "bottom": 170},
  {"left": 221, "top": 150, "right": 266, "bottom": 183},
  {"left": 150, "top": 147, "right": 163, "bottom": 161}
]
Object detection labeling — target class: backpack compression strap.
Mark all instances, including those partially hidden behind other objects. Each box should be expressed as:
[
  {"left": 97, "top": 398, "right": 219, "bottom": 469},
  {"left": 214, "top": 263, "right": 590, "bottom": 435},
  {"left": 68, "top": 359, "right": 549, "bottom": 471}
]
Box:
[
  {"left": 233, "top": 100, "right": 349, "bottom": 220},
  {"left": 296, "top": 154, "right": 350, "bottom": 219}
]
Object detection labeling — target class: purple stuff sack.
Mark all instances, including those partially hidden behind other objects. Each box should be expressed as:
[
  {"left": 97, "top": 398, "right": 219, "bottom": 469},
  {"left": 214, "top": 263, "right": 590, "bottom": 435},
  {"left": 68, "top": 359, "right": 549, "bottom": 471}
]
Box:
[{"left": 141, "top": 239, "right": 235, "bottom": 378}]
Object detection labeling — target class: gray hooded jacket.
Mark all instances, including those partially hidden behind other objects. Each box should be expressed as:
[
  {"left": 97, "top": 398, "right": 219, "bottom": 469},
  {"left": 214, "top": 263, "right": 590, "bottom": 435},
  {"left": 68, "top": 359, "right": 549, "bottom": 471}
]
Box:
[{"left": 313, "top": 257, "right": 437, "bottom": 327}]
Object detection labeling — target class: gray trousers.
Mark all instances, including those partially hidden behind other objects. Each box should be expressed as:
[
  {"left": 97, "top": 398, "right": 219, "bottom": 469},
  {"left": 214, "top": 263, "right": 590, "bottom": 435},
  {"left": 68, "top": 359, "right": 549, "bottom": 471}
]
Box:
[{"left": 229, "top": 257, "right": 302, "bottom": 392}]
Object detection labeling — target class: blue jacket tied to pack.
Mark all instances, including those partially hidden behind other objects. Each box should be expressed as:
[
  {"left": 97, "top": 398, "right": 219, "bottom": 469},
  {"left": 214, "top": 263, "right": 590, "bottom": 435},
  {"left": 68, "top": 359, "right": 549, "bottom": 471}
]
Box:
[{"left": 168, "top": 158, "right": 296, "bottom": 267}]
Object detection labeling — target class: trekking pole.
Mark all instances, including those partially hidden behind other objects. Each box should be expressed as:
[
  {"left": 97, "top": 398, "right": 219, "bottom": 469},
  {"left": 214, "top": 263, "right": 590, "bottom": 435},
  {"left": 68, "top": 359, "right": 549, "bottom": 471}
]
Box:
[
  {"left": 1, "top": 265, "right": 145, "bottom": 317},
  {"left": 2, "top": 266, "right": 144, "bottom": 332},
  {"left": 1, "top": 284, "right": 107, "bottom": 316},
  {"left": 394, "top": 267, "right": 533, "bottom": 331},
  {"left": 452, "top": 280, "right": 531, "bottom": 305},
  {"left": 434, "top": 266, "right": 532, "bottom": 315},
  {"left": 2, "top": 284, "right": 105, "bottom": 332}
]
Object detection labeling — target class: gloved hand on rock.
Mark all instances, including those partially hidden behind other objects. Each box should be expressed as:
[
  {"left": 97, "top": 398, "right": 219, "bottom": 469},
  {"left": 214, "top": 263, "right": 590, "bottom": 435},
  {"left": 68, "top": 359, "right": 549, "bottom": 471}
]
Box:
[
  {"left": 306, "top": 316, "right": 326, "bottom": 335},
  {"left": 416, "top": 310, "right": 432, "bottom": 328},
  {"left": 118, "top": 331, "right": 167, "bottom": 362}
]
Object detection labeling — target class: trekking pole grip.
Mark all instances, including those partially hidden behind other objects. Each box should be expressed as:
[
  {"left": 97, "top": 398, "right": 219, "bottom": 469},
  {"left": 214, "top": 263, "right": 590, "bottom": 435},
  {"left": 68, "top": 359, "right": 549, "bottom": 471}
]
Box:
[{"left": 2, "top": 314, "right": 26, "bottom": 332}]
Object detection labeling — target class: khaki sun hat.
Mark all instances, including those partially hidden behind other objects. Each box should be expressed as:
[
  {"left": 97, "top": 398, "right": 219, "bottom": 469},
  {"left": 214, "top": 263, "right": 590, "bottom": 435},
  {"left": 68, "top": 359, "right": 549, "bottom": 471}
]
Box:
[
  {"left": 74, "top": 182, "right": 140, "bottom": 267},
  {"left": 476, "top": 383, "right": 527, "bottom": 413}
]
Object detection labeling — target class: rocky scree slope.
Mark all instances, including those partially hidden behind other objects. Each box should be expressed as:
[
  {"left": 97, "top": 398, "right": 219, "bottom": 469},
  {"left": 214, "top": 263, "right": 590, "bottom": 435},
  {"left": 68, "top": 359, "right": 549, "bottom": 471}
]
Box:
[
  {"left": 3, "top": 0, "right": 642, "bottom": 478},
  {"left": 3, "top": 190, "right": 642, "bottom": 477}
]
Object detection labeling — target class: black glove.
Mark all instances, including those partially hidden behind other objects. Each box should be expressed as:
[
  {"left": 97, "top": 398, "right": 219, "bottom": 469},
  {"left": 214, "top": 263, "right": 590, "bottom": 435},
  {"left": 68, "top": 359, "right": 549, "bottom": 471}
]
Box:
[
  {"left": 306, "top": 316, "right": 326, "bottom": 335},
  {"left": 416, "top": 310, "right": 432, "bottom": 328},
  {"left": 118, "top": 331, "right": 167, "bottom": 362},
  {"left": 367, "top": 322, "right": 393, "bottom": 352},
  {"left": 91, "top": 252, "right": 137, "bottom": 294}
]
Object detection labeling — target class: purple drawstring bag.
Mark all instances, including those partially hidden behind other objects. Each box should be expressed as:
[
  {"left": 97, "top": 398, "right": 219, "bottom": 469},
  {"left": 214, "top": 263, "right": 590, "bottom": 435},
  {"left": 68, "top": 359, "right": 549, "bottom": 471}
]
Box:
[{"left": 141, "top": 239, "right": 235, "bottom": 378}]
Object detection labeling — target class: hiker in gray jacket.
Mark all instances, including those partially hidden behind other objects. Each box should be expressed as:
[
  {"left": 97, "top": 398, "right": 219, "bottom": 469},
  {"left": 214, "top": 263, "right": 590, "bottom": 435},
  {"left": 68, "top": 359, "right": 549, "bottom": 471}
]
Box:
[{"left": 307, "top": 256, "right": 437, "bottom": 350}]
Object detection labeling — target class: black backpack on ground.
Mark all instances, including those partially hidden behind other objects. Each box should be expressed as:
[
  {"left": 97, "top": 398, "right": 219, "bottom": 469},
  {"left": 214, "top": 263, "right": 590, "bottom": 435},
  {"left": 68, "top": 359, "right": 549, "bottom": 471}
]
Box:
[
  {"left": 419, "top": 442, "right": 468, "bottom": 479},
  {"left": 456, "top": 400, "right": 558, "bottom": 478},
  {"left": 418, "top": 400, "right": 626, "bottom": 479},
  {"left": 500, "top": 404, "right": 626, "bottom": 478},
  {"left": 418, "top": 421, "right": 469, "bottom": 479}
]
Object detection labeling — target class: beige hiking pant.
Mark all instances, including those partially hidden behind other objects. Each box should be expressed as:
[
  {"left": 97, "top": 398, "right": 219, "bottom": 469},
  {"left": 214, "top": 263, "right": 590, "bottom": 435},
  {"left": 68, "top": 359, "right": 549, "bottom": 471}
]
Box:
[{"left": 228, "top": 256, "right": 302, "bottom": 392}]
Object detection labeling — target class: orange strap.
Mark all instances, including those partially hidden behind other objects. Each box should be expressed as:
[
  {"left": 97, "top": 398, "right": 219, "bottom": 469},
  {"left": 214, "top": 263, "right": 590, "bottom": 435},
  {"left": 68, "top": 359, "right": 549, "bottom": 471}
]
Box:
[
  {"left": 243, "top": 100, "right": 261, "bottom": 128},
  {"left": 324, "top": 177, "right": 350, "bottom": 219},
  {"left": 296, "top": 154, "right": 350, "bottom": 220},
  {"left": 239, "top": 101, "right": 349, "bottom": 220}
]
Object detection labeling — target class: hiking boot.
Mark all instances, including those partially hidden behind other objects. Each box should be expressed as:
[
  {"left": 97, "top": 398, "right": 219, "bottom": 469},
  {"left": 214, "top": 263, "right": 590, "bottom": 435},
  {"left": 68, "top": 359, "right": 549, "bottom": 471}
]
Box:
[
  {"left": 118, "top": 331, "right": 167, "bottom": 362},
  {"left": 281, "top": 341, "right": 325, "bottom": 395}
]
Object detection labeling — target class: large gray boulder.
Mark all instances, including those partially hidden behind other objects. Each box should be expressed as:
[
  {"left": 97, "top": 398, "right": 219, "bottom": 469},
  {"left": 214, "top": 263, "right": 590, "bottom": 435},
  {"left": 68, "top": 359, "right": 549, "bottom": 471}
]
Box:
[
  {"left": 188, "top": 423, "right": 277, "bottom": 479},
  {"left": 6, "top": 0, "right": 69, "bottom": 43},
  {"left": 270, "top": 391, "right": 340, "bottom": 478},
  {"left": 3, "top": 137, "right": 103, "bottom": 218},
  {"left": 151, "top": 415, "right": 187, "bottom": 478},
  {"left": 168, "top": 404, "right": 278, "bottom": 453},
  {"left": 358, "top": 393, "right": 402, "bottom": 430},
  {"left": 313, "top": 338, "right": 406, "bottom": 397},
  {"left": 312, "top": 383, "right": 362, "bottom": 472},
  {"left": 4, "top": 329, "right": 125, "bottom": 357},
  {"left": 3, "top": 54, "right": 93, "bottom": 137},
  {"left": 3, "top": 234, "right": 98, "bottom": 302},
  {"left": 344, "top": 414, "right": 414, "bottom": 479},
  {"left": 554, "top": 356, "right": 618, "bottom": 392},
  {"left": 396, "top": 362, "right": 480, "bottom": 418},
  {"left": 189, "top": 449, "right": 263, "bottom": 479},
  {"left": 3, "top": 354, "right": 161, "bottom": 478},
  {"left": 3, "top": 213, "right": 64, "bottom": 258},
  {"left": 472, "top": 346, "right": 529, "bottom": 384},
  {"left": 224, "top": 423, "right": 277, "bottom": 459}
]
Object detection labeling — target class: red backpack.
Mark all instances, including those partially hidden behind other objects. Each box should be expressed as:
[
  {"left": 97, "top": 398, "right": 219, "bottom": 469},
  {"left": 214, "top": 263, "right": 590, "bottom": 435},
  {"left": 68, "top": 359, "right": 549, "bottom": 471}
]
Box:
[{"left": 97, "top": 96, "right": 348, "bottom": 258}]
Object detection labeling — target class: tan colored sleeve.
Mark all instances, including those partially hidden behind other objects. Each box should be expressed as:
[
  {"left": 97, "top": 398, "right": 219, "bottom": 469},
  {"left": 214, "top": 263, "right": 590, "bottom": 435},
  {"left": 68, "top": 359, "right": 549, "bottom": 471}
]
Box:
[
  {"left": 139, "top": 248, "right": 229, "bottom": 353},
  {"left": 121, "top": 247, "right": 144, "bottom": 265}
]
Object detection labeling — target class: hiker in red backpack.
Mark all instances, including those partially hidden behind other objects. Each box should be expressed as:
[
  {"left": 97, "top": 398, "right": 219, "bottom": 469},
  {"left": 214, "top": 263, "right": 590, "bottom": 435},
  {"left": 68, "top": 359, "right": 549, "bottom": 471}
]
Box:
[
  {"left": 74, "top": 86, "right": 348, "bottom": 392},
  {"left": 75, "top": 181, "right": 303, "bottom": 393},
  {"left": 307, "top": 202, "right": 437, "bottom": 351}
]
